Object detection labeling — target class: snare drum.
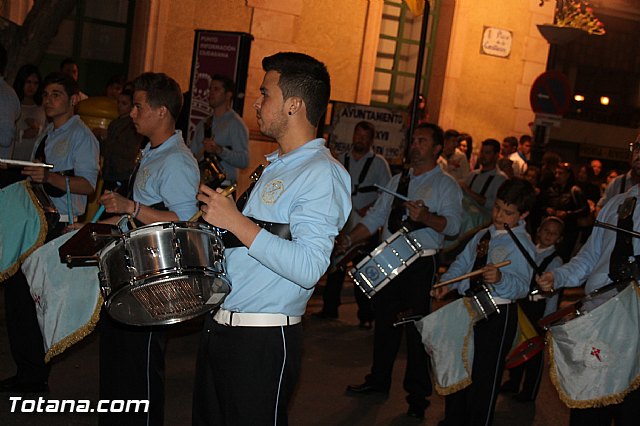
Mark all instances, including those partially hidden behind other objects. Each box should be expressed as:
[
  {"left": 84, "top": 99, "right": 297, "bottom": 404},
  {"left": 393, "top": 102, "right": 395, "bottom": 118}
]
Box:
[
  {"left": 466, "top": 285, "right": 500, "bottom": 321},
  {"left": 98, "top": 221, "right": 230, "bottom": 326},
  {"left": 349, "top": 229, "right": 426, "bottom": 298},
  {"left": 539, "top": 280, "right": 630, "bottom": 330},
  {"left": 541, "top": 280, "right": 640, "bottom": 407}
]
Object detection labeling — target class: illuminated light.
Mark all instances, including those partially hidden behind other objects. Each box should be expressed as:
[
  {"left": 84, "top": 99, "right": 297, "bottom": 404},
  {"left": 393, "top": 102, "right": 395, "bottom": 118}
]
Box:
[
  {"left": 600, "top": 96, "right": 610, "bottom": 105},
  {"left": 574, "top": 94, "right": 585, "bottom": 102}
]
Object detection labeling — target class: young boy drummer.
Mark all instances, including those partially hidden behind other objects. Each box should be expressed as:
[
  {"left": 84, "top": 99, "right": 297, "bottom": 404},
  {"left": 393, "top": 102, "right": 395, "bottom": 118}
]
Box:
[
  {"left": 501, "top": 216, "right": 564, "bottom": 402},
  {"left": 432, "top": 178, "right": 536, "bottom": 426}
]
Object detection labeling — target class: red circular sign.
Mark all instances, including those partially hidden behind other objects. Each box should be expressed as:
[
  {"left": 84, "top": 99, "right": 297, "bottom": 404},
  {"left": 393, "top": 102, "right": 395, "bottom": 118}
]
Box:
[{"left": 530, "top": 71, "right": 571, "bottom": 116}]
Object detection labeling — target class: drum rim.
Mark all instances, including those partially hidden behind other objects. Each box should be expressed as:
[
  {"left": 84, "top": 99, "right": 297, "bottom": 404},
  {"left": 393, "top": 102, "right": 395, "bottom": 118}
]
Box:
[{"left": 103, "top": 272, "right": 231, "bottom": 326}]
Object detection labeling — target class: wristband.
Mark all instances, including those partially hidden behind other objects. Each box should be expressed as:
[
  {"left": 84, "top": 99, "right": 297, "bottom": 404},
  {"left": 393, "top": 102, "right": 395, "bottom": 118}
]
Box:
[
  {"left": 132, "top": 201, "right": 141, "bottom": 218},
  {"left": 343, "top": 234, "right": 352, "bottom": 248}
]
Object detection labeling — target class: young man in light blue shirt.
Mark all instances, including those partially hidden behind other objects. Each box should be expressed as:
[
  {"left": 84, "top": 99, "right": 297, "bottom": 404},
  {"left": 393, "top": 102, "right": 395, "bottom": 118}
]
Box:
[{"left": 194, "top": 52, "right": 351, "bottom": 425}]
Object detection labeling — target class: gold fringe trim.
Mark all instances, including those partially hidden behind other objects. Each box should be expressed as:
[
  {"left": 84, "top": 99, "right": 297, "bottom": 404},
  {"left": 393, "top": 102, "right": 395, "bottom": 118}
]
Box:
[
  {"left": 547, "top": 285, "right": 640, "bottom": 408},
  {"left": 434, "top": 299, "right": 475, "bottom": 395},
  {"left": 0, "top": 181, "right": 48, "bottom": 282},
  {"left": 44, "top": 294, "right": 103, "bottom": 363}
]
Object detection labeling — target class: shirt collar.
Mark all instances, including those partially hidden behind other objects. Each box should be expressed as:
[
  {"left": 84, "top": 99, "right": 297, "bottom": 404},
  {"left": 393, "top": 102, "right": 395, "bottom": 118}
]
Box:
[
  {"left": 49, "top": 114, "right": 81, "bottom": 135},
  {"left": 265, "top": 138, "right": 326, "bottom": 164}
]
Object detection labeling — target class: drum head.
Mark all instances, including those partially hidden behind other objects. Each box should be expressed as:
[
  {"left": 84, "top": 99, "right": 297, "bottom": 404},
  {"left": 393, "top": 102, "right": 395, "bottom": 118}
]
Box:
[
  {"left": 105, "top": 272, "right": 231, "bottom": 326},
  {"left": 505, "top": 336, "right": 545, "bottom": 369}
]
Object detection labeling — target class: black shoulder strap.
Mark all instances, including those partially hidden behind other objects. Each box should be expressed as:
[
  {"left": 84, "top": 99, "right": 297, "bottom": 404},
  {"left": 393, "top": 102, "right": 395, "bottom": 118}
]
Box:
[
  {"left": 539, "top": 250, "right": 558, "bottom": 272},
  {"left": 620, "top": 174, "right": 627, "bottom": 195},
  {"left": 479, "top": 175, "right": 495, "bottom": 197},
  {"left": 387, "top": 168, "right": 411, "bottom": 233}
]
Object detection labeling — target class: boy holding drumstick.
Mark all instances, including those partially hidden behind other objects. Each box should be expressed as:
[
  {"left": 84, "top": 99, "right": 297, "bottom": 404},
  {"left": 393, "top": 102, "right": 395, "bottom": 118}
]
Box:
[{"left": 432, "top": 178, "right": 536, "bottom": 426}]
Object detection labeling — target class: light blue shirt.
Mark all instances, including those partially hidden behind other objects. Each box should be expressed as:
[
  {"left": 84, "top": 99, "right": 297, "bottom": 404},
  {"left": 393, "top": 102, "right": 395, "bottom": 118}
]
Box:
[
  {"left": 553, "top": 185, "right": 640, "bottom": 293},
  {"left": 338, "top": 150, "right": 391, "bottom": 212},
  {"left": 222, "top": 138, "right": 351, "bottom": 316},
  {"left": 31, "top": 115, "right": 100, "bottom": 218},
  {"left": 362, "top": 166, "right": 463, "bottom": 250},
  {"left": 444, "top": 222, "right": 535, "bottom": 300},
  {"left": 597, "top": 171, "right": 634, "bottom": 209},
  {"left": 466, "top": 167, "right": 508, "bottom": 209},
  {"left": 190, "top": 109, "right": 249, "bottom": 183},
  {"left": 0, "top": 76, "right": 21, "bottom": 158},
  {"left": 135, "top": 131, "right": 199, "bottom": 221}
]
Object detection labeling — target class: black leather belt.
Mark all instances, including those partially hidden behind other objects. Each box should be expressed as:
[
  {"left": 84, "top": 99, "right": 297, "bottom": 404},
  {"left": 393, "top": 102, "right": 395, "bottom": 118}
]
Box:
[{"left": 222, "top": 217, "right": 291, "bottom": 248}]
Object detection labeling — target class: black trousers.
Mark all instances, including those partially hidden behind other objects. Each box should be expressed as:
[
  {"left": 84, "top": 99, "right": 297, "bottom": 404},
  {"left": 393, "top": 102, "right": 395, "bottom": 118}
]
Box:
[
  {"left": 192, "top": 314, "right": 303, "bottom": 426},
  {"left": 321, "top": 267, "right": 373, "bottom": 321},
  {"left": 506, "top": 299, "right": 546, "bottom": 399},
  {"left": 98, "top": 310, "right": 167, "bottom": 426},
  {"left": 569, "top": 387, "right": 640, "bottom": 426},
  {"left": 322, "top": 235, "right": 378, "bottom": 321},
  {"left": 365, "top": 256, "right": 436, "bottom": 409},
  {"left": 2, "top": 221, "right": 64, "bottom": 385},
  {"left": 3, "top": 269, "right": 50, "bottom": 383},
  {"left": 443, "top": 302, "right": 518, "bottom": 426}
]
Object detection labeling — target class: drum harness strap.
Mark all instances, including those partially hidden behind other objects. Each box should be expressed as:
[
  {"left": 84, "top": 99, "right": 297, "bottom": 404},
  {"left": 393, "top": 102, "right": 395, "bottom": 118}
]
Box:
[
  {"left": 387, "top": 168, "right": 430, "bottom": 233},
  {"left": 344, "top": 154, "right": 376, "bottom": 195},
  {"left": 469, "top": 170, "right": 495, "bottom": 197},
  {"left": 468, "top": 230, "right": 491, "bottom": 293},
  {"left": 609, "top": 196, "right": 639, "bottom": 282},
  {"left": 528, "top": 250, "right": 558, "bottom": 301},
  {"left": 34, "top": 134, "right": 75, "bottom": 199}
]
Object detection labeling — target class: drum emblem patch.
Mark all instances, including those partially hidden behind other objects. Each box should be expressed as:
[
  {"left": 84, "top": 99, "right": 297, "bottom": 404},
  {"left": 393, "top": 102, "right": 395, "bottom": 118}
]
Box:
[
  {"left": 54, "top": 139, "right": 69, "bottom": 157},
  {"left": 261, "top": 180, "right": 284, "bottom": 204},
  {"left": 364, "top": 266, "right": 380, "bottom": 281}
]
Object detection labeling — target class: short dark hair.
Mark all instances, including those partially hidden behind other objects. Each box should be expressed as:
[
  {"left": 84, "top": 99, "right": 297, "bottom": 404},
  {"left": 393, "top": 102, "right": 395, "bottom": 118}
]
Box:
[
  {"left": 13, "top": 64, "right": 43, "bottom": 104},
  {"left": 444, "top": 129, "right": 460, "bottom": 140},
  {"left": 0, "top": 44, "right": 7, "bottom": 75},
  {"left": 262, "top": 52, "right": 330, "bottom": 126},
  {"left": 354, "top": 121, "right": 375, "bottom": 141},
  {"left": 42, "top": 72, "right": 79, "bottom": 97},
  {"left": 496, "top": 178, "right": 536, "bottom": 214},
  {"left": 519, "top": 134, "right": 532, "bottom": 144},
  {"left": 415, "top": 122, "right": 444, "bottom": 149},
  {"left": 482, "top": 138, "right": 501, "bottom": 154},
  {"left": 120, "top": 82, "right": 134, "bottom": 103},
  {"left": 132, "top": 72, "right": 183, "bottom": 121},
  {"left": 503, "top": 136, "right": 518, "bottom": 149},
  {"left": 211, "top": 74, "right": 236, "bottom": 97},
  {"left": 59, "top": 57, "right": 77, "bottom": 70}
]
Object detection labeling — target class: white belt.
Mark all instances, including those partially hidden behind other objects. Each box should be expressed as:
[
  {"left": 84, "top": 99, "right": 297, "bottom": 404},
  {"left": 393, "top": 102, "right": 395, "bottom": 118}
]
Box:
[
  {"left": 213, "top": 308, "right": 302, "bottom": 327},
  {"left": 492, "top": 296, "right": 514, "bottom": 305},
  {"left": 58, "top": 214, "right": 78, "bottom": 223}
]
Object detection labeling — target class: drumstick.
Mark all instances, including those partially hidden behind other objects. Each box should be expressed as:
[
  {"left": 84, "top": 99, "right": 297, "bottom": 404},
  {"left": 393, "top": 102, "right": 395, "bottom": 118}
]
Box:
[
  {"left": 374, "top": 184, "right": 411, "bottom": 202},
  {"left": 189, "top": 184, "right": 237, "bottom": 222},
  {"left": 91, "top": 182, "right": 122, "bottom": 223},
  {"left": 432, "top": 260, "right": 511, "bottom": 289}
]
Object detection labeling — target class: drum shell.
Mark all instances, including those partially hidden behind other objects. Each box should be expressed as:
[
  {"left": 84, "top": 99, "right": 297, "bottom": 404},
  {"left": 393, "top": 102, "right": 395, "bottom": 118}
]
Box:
[
  {"left": 97, "top": 222, "right": 228, "bottom": 326},
  {"left": 99, "top": 222, "right": 224, "bottom": 289}
]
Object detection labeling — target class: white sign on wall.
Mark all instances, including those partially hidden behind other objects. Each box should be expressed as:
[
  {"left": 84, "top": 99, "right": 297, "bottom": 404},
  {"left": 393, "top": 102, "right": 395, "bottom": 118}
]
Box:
[
  {"left": 480, "top": 26, "right": 513, "bottom": 58},
  {"left": 328, "top": 102, "right": 407, "bottom": 165}
]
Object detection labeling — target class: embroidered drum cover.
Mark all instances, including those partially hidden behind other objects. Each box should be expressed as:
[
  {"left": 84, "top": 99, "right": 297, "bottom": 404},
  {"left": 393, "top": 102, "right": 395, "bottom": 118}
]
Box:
[
  {"left": 415, "top": 298, "right": 475, "bottom": 395},
  {"left": 0, "top": 181, "right": 46, "bottom": 281},
  {"left": 548, "top": 283, "right": 640, "bottom": 408},
  {"left": 22, "top": 230, "right": 102, "bottom": 362}
]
